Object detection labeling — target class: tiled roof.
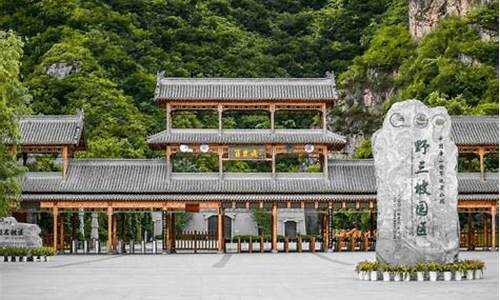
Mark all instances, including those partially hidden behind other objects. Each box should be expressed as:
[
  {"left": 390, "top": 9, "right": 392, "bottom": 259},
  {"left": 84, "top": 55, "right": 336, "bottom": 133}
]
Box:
[
  {"left": 21, "top": 159, "right": 498, "bottom": 199},
  {"left": 147, "top": 129, "right": 346, "bottom": 148},
  {"left": 16, "top": 114, "right": 84, "bottom": 146},
  {"left": 154, "top": 77, "right": 338, "bottom": 101},
  {"left": 451, "top": 116, "right": 498, "bottom": 146}
]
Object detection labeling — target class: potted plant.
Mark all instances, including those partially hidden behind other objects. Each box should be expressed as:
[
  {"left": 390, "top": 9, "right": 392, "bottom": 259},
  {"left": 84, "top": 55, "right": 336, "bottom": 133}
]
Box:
[
  {"left": 18, "top": 247, "right": 29, "bottom": 262},
  {"left": 463, "top": 260, "right": 475, "bottom": 280},
  {"left": 427, "top": 262, "right": 440, "bottom": 281},
  {"left": 401, "top": 266, "right": 413, "bottom": 281},
  {"left": 415, "top": 263, "right": 426, "bottom": 281},
  {"left": 355, "top": 261, "right": 370, "bottom": 280},
  {"left": 370, "top": 262, "right": 379, "bottom": 281},
  {"left": 474, "top": 260, "right": 485, "bottom": 279},
  {"left": 454, "top": 262, "right": 465, "bottom": 281},
  {"left": 393, "top": 266, "right": 402, "bottom": 282},
  {"left": 41, "top": 247, "right": 55, "bottom": 262},
  {"left": 381, "top": 264, "right": 392, "bottom": 281},
  {"left": 31, "top": 247, "right": 43, "bottom": 262},
  {"left": 443, "top": 263, "right": 454, "bottom": 281}
]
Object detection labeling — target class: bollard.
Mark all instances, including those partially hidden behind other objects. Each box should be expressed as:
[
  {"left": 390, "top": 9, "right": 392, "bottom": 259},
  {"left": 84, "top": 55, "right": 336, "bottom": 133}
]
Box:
[
  {"left": 117, "top": 241, "right": 122, "bottom": 254},
  {"left": 71, "top": 240, "right": 77, "bottom": 254},
  {"left": 141, "top": 241, "right": 145, "bottom": 254},
  {"left": 95, "top": 240, "right": 100, "bottom": 254},
  {"left": 152, "top": 240, "right": 157, "bottom": 254},
  {"left": 83, "top": 240, "right": 88, "bottom": 254}
]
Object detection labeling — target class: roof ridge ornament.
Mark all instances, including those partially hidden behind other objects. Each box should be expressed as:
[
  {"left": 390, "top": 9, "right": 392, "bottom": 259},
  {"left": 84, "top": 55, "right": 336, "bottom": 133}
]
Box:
[
  {"left": 155, "top": 71, "right": 165, "bottom": 99},
  {"left": 325, "top": 71, "right": 336, "bottom": 87}
]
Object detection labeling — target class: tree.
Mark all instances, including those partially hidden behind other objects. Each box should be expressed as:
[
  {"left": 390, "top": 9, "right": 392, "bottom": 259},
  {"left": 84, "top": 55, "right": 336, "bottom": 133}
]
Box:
[{"left": 0, "top": 30, "right": 30, "bottom": 216}]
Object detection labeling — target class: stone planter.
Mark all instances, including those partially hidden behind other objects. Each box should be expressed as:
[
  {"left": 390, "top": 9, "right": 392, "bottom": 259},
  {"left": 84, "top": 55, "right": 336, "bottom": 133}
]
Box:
[
  {"left": 443, "top": 272, "right": 452, "bottom": 281},
  {"left": 370, "top": 271, "right": 378, "bottom": 281},
  {"left": 6, "top": 256, "right": 12, "bottom": 262},
  {"left": 20, "top": 256, "right": 28, "bottom": 262},
  {"left": 44, "top": 256, "right": 51, "bottom": 262},
  {"left": 454, "top": 271, "right": 462, "bottom": 281},
  {"left": 393, "top": 273, "right": 401, "bottom": 281},
  {"left": 466, "top": 270, "right": 474, "bottom": 280},
  {"left": 0, "top": 256, "right": 4, "bottom": 262},
  {"left": 474, "top": 269, "right": 483, "bottom": 280},
  {"left": 416, "top": 272, "right": 425, "bottom": 281},
  {"left": 429, "top": 271, "right": 438, "bottom": 281},
  {"left": 382, "top": 272, "right": 391, "bottom": 281}
]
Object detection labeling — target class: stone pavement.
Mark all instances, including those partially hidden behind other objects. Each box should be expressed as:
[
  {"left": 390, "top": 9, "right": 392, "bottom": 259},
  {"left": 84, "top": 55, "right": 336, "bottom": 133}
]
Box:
[{"left": 0, "top": 252, "right": 497, "bottom": 300}]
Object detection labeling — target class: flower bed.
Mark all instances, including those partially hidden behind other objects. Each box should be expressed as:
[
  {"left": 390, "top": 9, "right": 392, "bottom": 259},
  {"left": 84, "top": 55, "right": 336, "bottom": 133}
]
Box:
[
  {"left": 0, "top": 246, "right": 55, "bottom": 263},
  {"left": 355, "top": 260, "right": 485, "bottom": 281}
]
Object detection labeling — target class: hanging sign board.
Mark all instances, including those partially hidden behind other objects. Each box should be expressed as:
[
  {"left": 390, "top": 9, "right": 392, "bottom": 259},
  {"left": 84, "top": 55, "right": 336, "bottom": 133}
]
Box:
[{"left": 228, "top": 145, "right": 266, "bottom": 160}]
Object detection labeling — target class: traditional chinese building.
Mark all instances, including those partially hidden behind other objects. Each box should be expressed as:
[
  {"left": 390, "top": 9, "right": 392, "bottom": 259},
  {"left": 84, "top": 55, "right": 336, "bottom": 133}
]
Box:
[{"left": 11, "top": 75, "right": 499, "bottom": 254}]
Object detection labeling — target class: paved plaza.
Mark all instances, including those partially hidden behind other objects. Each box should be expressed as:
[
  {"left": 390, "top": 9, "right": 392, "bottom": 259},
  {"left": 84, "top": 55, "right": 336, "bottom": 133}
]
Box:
[{"left": 0, "top": 252, "right": 498, "bottom": 300}]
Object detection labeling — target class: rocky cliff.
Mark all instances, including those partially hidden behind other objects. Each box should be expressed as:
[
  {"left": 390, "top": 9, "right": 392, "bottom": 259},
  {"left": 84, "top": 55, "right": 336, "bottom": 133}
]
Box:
[{"left": 409, "top": 0, "right": 472, "bottom": 38}]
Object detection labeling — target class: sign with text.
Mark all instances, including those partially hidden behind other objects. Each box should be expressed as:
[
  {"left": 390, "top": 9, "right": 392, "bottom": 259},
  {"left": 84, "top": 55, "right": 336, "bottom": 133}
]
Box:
[
  {"left": 228, "top": 145, "right": 266, "bottom": 160},
  {"left": 0, "top": 217, "right": 42, "bottom": 248},
  {"left": 373, "top": 100, "right": 459, "bottom": 265}
]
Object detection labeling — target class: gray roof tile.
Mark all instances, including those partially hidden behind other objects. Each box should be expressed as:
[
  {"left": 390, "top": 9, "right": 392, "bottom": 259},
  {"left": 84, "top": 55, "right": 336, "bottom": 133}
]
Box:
[
  {"left": 451, "top": 116, "right": 498, "bottom": 146},
  {"left": 147, "top": 129, "right": 346, "bottom": 147},
  {"left": 16, "top": 114, "right": 84, "bottom": 146},
  {"left": 154, "top": 77, "right": 338, "bottom": 101},
  {"left": 21, "top": 159, "right": 498, "bottom": 198}
]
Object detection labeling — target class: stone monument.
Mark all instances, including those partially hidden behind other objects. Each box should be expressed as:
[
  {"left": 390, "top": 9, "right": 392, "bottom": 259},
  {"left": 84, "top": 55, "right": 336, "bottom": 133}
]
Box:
[
  {"left": 0, "top": 217, "right": 42, "bottom": 248},
  {"left": 373, "top": 99, "right": 459, "bottom": 265}
]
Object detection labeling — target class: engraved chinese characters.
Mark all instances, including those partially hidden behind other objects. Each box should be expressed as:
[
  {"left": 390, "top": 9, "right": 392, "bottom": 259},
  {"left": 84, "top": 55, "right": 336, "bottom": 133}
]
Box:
[
  {"left": 373, "top": 100, "right": 459, "bottom": 265},
  {"left": 0, "top": 217, "right": 42, "bottom": 248}
]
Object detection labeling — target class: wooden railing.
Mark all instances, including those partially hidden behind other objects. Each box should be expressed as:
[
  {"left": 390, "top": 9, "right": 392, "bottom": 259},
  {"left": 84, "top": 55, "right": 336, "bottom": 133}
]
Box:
[{"left": 175, "top": 231, "right": 218, "bottom": 252}]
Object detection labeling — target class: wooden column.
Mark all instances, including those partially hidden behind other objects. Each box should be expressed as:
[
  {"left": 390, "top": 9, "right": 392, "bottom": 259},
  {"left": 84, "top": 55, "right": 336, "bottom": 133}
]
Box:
[
  {"left": 218, "top": 104, "right": 223, "bottom": 133},
  {"left": 478, "top": 147, "right": 485, "bottom": 181},
  {"left": 218, "top": 146, "right": 224, "bottom": 180},
  {"left": 483, "top": 212, "right": 489, "bottom": 249},
  {"left": 323, "top": 147, "right": 329, "bottom": 180},
  {"left": 491, "top": 206, "right": 496, "bottom": 251},
  {"left": 170, "top": 212, "right": 176, "bottom": 252},
  {"left": 62, "top": 145, "right": 68, "bottom": 177},
  {"left": 164, "top": 211, "right": 170, "bottom": 252},
  {"left": 166, "top": 103, "right": 172, "bottom": 133},
  {"left": 272, "top": 145, "right": 276, "bottom": 179},
  {"left": 59, "top": 212, "right": 65, "bottom": 252},
  {"left": 52, "top": 207, "right": 58, "bottom": 252},
  {"left": 166, "top": 146, "right": 172, "bottom": 179},
  {"left": 270, "top": 104, "right": 275, "bottom": 132},
  {"left": 467, "top": 210, "right": 473, "bottom": 250},
  {"left": 322, "top": 103, "right": 327, "bottom": 133},
  {"left": 217, "top": 205, "right": 225, "bottom": 253},
  {"left": 271, "top": 203, "right": 278, "bottom": 253},
  {"left": 107, "top": 207, "right": 113, "bottom": 253},
  {"left": 112, "top": 214, "right": 118, "bottom": 250},
  {"left": 323, "top": 213, "right": 330, "bottom": 252}
]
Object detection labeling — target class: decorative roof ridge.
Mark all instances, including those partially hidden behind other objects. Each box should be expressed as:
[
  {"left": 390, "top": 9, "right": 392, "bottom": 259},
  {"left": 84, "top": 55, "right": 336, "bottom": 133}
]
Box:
[
  {"left": 328, "top": 159, "right": 374, "bottom": 165},
  {"left": 451, "top": 115, "right": 498, "bottom": 121},
  {"left": 20, "top": 114, "right": 84, "bottom": 122},
  {"left": 68, "top": 158, "right": 166, "bottom": 166},
  {"left": 24, "top": 172, "right": 62, "bottom": 178},
  {"left": 158, "top": 77, "right": 337, "bottom": 84}
]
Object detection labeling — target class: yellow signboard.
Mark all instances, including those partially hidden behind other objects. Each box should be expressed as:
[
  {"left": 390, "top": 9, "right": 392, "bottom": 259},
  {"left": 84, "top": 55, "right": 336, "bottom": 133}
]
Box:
[{"left": 228, "top": 145, "right": 266, "bottom": 160}]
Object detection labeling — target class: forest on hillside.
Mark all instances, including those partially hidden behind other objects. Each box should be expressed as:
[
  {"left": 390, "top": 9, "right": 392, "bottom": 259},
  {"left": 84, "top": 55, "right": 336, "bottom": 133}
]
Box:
[{"left": 0, "top": 0, "right": 498, "bottom": 169}]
